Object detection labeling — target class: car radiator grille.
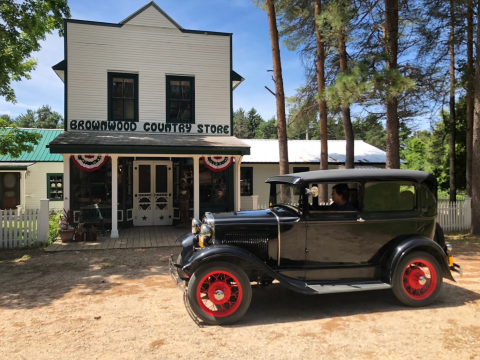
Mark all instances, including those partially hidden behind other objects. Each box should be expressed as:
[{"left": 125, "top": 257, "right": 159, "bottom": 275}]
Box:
[{"left": 220, "top": 233, "right": 269, "bottom": 260}]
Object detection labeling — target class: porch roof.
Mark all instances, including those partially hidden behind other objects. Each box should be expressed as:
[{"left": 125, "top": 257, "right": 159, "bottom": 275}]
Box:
[
  {"left": 0, "top": 162, "right": 35, "bottom": 170},
  {"left": 47, "top": 131, "right": 250, "bottom": 155}
]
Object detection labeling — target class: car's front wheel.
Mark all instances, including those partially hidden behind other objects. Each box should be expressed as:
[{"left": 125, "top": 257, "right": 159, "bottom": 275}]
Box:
[
  {"left": 392, "top": 252, "right": 443, "bottom": 307},
  {"left": 187, "top": 262, "right": 252, "bottom": 325}
]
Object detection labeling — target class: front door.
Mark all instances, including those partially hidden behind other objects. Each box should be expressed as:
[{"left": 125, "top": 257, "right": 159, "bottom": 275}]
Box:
[
  {"left": 1, "top": 172, "right": 20, "bottom": 209},
  {"left": 133, "top": 161, "right": 173, "bottom": 226}
]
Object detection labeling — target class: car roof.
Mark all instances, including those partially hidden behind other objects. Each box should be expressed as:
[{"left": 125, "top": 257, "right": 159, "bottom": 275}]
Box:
[{"left": 265, "top": 169, "right": 434, "bottom": 184}]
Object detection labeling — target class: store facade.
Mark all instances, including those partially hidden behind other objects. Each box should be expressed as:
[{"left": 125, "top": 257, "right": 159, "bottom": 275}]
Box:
[{"left": 48, "top": 2, "right": 249, "bottom": 237}]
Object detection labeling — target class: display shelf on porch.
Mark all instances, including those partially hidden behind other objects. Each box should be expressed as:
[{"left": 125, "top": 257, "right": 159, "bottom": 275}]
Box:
[{"left": 45, "top": 226, "right": 186, "bottom": 252}]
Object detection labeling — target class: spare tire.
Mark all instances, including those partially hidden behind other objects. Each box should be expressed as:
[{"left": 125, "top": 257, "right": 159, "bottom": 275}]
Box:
[{"left": 434, "top": 223, "right": 446, "bottom": 250}]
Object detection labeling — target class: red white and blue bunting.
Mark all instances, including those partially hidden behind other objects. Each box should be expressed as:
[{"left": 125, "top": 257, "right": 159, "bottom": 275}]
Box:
[
  {"left": 71, "top": 155, "right": 109, "bottom": 172},
  {"left": 202, "top": 156, "right": 234, "bottom": 172}
]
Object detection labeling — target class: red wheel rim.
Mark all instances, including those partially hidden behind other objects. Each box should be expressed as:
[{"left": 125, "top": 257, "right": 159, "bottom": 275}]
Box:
[
  {"left": 196, "top": 270, "right": 243, "bottom": 318},
  {"left": 402, "top": 259, "right": 437, "bottom": 300}
]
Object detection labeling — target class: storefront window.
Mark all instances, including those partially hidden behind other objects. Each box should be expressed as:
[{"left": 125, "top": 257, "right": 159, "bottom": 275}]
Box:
[
  {"left": 71, "top": 158, "right": 112, "bottom": 211},
  {"left": 199, "top": 159, "right": 228, "bottom": 206}
]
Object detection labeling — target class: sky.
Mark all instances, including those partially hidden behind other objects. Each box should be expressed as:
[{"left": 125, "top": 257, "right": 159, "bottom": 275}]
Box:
[{"left": 0, "top": 0, "right": 306, "bottom": 122}]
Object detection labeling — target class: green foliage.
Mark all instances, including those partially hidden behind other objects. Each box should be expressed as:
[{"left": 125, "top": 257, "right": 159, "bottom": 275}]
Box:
[
  {"left": 0, "top": 121, "right": 42, "bottom": 157},
  {"left": 0, "top": 114, "right": 14, "bottom": 124},
  {"left": 49, "top": 212, "right": 61, "bottom": 244},
  {"left": 0, "top": 0, "right": 71, "bottom": 102},
  {"left": 14, "top": 105, "right": 63, "bottom": 129},
  {"left": 255, "top": 117, "right": 278, "bottom": 139},
  {"left": 233, "top": 107, "right": 266, "bottom": 139}
]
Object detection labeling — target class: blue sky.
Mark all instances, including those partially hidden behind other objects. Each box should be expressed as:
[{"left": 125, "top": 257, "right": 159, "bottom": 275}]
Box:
[{"left": 0, "top": 0, "right": 306, "bottom": 122}]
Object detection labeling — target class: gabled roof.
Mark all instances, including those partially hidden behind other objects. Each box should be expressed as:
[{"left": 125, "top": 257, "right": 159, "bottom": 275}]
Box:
[
  {"left": 65, "top": 1, "right": 232, "bottom": 36},
  {"left": 240, "top": 139, "right": 405, "bottom": 164},
  {"left": 120, "top": 1, "right": 182, "bottom": 29},
  {"left": 0, "top": 129, "right": 63, "bottom": 162}
]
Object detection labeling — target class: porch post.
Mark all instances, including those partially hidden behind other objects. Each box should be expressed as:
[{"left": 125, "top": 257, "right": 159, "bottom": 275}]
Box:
[
  {"left": 234, "top": 156, "right": 243, "bottom": 211},
  {"left": 62, "top": 154, "right": 71, "bottom": 211},
  {"left": 111, "top": 155, "right": 119, "bottom": 238},
  {"left": 21, "top": 170, "right": 26, "bottom": 210},
  {"left": 193, "top": 156, "right": 200, "bottom": 219}
]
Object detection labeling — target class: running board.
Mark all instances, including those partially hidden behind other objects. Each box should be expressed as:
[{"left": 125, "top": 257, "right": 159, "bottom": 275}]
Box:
[{"left": 306, "top": 282, "right": 391, "bottom": 294}]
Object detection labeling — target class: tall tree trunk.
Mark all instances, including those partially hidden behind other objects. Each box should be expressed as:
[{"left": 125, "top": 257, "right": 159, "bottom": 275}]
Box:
[
  {"left": 466, "top": 0, "right": 474, "bottom": 198},
  {"left": 449, "top": 0, "right": 456, "bottom": 202},
  {"left": 384, "top": 0, "right": 400, "bottom": 169},
  {"left": 315, "top": 0, "right": 329, "bottom": 203},
  {"left": 266, "top": 0, "right": 289, "bottom": 176},
  {"left": 471, "top": 1, "right": 480, "bottom": 235},
  {"left": 338, "top": 31, "right": 354, "bottom": 169}
]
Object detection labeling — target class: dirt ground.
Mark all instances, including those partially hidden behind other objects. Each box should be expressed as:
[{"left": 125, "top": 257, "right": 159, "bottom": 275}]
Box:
[{"left": 1, "top": 236, "right": 479, "bottom": 360}]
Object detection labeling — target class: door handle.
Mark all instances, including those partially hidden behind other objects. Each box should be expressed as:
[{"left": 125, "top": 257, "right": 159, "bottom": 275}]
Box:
[{"left": 357, "top": 217, "right": 365, "bottom": 222}]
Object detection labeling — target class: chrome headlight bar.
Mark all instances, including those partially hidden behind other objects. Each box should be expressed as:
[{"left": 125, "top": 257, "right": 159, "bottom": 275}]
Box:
[{"left": 191, "top": 218, "right": 201, "bottom": 234}]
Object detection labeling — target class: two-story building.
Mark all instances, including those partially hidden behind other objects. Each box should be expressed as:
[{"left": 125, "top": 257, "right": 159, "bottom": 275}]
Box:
[{"left": 48, "top": 2, "right": 249, "bottom": 238}]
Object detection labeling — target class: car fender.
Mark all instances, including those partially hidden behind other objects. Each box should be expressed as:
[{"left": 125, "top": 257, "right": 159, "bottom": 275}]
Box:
[
  {"left": 381, "top": 236, "right": 455, "bottom": 284},
  {"left": 182, "top": 245, "right": 317, "bottom": 295}
]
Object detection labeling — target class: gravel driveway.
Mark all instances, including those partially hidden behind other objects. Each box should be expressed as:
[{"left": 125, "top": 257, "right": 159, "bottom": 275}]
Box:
[{"left": 1, "top": 239, "right": 479, "bottom": 360}]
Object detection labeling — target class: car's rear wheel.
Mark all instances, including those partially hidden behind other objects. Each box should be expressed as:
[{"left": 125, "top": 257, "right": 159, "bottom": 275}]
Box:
[
  {"left": 392, "top": 252, "right": 443, "bottom": 307},
  {"left": 187, "top": 262, "right": 252, "bottom": 325}
]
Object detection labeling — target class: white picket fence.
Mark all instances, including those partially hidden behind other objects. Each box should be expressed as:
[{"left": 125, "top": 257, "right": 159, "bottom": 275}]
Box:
[
  {"left": 437, "top": 198, "right": 472, "bottom": 232},
  {"left": 0, "top": 199, "right": 50, "bottom": 249}
]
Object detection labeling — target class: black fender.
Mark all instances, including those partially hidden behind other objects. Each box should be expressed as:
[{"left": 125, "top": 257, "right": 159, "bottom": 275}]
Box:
[
  {"left": 380, "top": 236, "right": 455, "bottom": 284},
  {"left": 182, "top": 245, "right": 317, "bottom": 295},
  {"left": 175, "top": 232, "right": 198, "bottom": 265}
]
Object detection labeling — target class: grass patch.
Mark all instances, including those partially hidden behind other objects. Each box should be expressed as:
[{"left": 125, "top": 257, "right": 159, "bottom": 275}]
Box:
[
  {"left": 445, "top": 231, "right": 480, "bottom": 245},
  {"left": 101, "top": 259, "right": 115, "bottom": 269}
]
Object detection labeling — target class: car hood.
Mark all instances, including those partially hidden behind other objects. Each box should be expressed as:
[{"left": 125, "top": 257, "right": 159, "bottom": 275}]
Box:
[{"left": 212, "top": 208, "right": 299, "bottom": 227}]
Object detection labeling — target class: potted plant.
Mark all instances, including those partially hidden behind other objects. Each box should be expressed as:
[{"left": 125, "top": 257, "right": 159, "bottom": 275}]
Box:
[
  {"left": 74, "top": 222, "right": 86, "bottom": 242},
  {"left": 86, "top": 226, "right": 97, "bottom": 242},
  {"left": 58, "top": 209, "right": 75, "bottom": 243}
]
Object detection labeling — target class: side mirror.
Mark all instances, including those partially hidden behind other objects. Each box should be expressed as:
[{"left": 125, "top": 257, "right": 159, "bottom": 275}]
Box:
[{"left": 305, "top": 186, "right": 319, "bottom": 198}]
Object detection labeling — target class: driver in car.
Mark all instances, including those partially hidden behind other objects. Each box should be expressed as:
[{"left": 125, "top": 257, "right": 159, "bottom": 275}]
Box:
[{"left": 329, "top": 184, "right": 356, "bottom": 211}]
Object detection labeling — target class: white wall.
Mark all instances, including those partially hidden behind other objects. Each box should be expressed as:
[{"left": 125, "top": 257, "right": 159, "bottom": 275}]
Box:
[
  {"left": 67, "top": 12, "right": 231, "bottom": 130},
  {"left": 24, "top": 162, "right": 64, "bottom": 212}
]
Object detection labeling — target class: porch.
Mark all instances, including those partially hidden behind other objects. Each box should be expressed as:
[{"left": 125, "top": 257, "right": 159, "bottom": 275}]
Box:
[{"left": 45, "top": 226, "right": 187, "bottom": 252}]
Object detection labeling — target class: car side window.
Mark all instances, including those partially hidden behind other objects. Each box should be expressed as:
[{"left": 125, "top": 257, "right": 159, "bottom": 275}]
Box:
[
  {"left": 364, "top": 181, "right": 416, "bottom": 212},
  {"left": 306, "top": 182, "right": 360, "bottom": 219}
]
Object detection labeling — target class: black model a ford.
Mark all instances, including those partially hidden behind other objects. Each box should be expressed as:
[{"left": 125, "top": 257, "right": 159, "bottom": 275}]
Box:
[{"left": 170, "top": 169, "right": 462, "bottom": 325}]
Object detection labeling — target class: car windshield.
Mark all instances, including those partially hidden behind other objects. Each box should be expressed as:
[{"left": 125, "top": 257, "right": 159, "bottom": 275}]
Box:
[{"left": 269, "top": 183, "right": 302, "bottom": 213}]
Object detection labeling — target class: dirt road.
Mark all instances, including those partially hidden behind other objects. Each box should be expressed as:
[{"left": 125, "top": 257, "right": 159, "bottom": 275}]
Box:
[{"left": 1, "top": 241, "right": 479, "bottom": 360}]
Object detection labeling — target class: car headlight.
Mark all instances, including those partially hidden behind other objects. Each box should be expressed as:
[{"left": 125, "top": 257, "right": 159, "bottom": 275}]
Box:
[
  {"left": 199, "top": 224, "right": 213, "bottom": 248},
  {"left": 191, "top": 218, "right": 201, "bottom": 234}
]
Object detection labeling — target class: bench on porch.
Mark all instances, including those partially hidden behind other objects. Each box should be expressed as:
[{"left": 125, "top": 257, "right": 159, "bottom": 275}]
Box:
[{"left": 79, "top": 205, "right": 112, "bottom": 235}]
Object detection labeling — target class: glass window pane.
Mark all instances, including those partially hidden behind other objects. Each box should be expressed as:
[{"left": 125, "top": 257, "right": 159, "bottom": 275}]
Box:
[
  {"left": 155, "top": 165, "right": 168, "bottom": 193},
  {"left": 113, "top": 78, "right": 123, "bottom": 97},
  {"left": 364, "top": 182, "right": 416, "bottom": 212},
  {"left": 139, "top": 165, "right": 151, "bottom": 193},
  {"left": 180, "top": 81, "right": 190, "bottom": 99},
  {"left": 170, "top": 81, "right": 181, "bottom": 99},
  {"left": 113, "top": 99, "right": 123, "bottom": 119},
  {"left": 124, "top": 78, "right": 134, "bottom": 98},
  {"left": 170, "top": 101, "right": 191, "bottom": 121},
  {"left": 124, "top": 99, "right": 134, "bottom": 119}
]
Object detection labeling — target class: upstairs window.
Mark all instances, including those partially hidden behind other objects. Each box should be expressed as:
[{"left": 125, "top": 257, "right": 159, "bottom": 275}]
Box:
[
  {"left": 166, "top": 75, "right": 195, "bottom": 124},
  {"left": 108, "top": 73, "right": 138, "bottom": 121}
]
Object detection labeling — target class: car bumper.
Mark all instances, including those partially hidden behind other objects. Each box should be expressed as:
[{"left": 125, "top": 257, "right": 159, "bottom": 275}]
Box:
[
  {"left": 169, "top": 254, "right": 187, "bottom": 291},
  {"left": 450, "top": 263, "right": 463, "bottom": 277}
]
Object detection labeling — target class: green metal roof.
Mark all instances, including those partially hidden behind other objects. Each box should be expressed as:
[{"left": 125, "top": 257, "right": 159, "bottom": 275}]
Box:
[{"left": 0, "top": 129, "right": 64, "bottom": 162}]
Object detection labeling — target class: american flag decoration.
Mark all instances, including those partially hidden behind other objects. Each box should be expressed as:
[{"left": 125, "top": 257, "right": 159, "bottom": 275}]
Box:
[
  {"left": 71, "top": 155, "right": 109, "bottom": 172},
  {"left": 202, "top": 156, "right": 233, "bottom": 172}
]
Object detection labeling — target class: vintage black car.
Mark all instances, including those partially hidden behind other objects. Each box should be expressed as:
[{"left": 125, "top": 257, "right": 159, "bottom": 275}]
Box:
[{"left": 170, "top": 169, "right": 462, "bottom": 325}]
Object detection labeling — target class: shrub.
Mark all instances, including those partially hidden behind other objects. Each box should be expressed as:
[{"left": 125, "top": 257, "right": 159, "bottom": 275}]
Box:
[{"left": 49, "top": 212, "right": 62, "bottom": 244}]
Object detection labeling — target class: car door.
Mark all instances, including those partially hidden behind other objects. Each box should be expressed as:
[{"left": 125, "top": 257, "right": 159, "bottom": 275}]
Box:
[{"left": 304, "top": 181, "right": 375, "bottom": 281}]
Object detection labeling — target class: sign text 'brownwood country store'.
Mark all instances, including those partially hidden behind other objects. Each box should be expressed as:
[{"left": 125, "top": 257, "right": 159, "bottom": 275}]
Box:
[{"left": 69, "top": 120, "right": 230, "bottom": 134}]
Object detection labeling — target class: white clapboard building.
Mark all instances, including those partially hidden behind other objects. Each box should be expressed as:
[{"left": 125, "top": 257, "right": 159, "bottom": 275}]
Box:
[{"left": 48, "top": 2, "right": 249, "bottom": 237}]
